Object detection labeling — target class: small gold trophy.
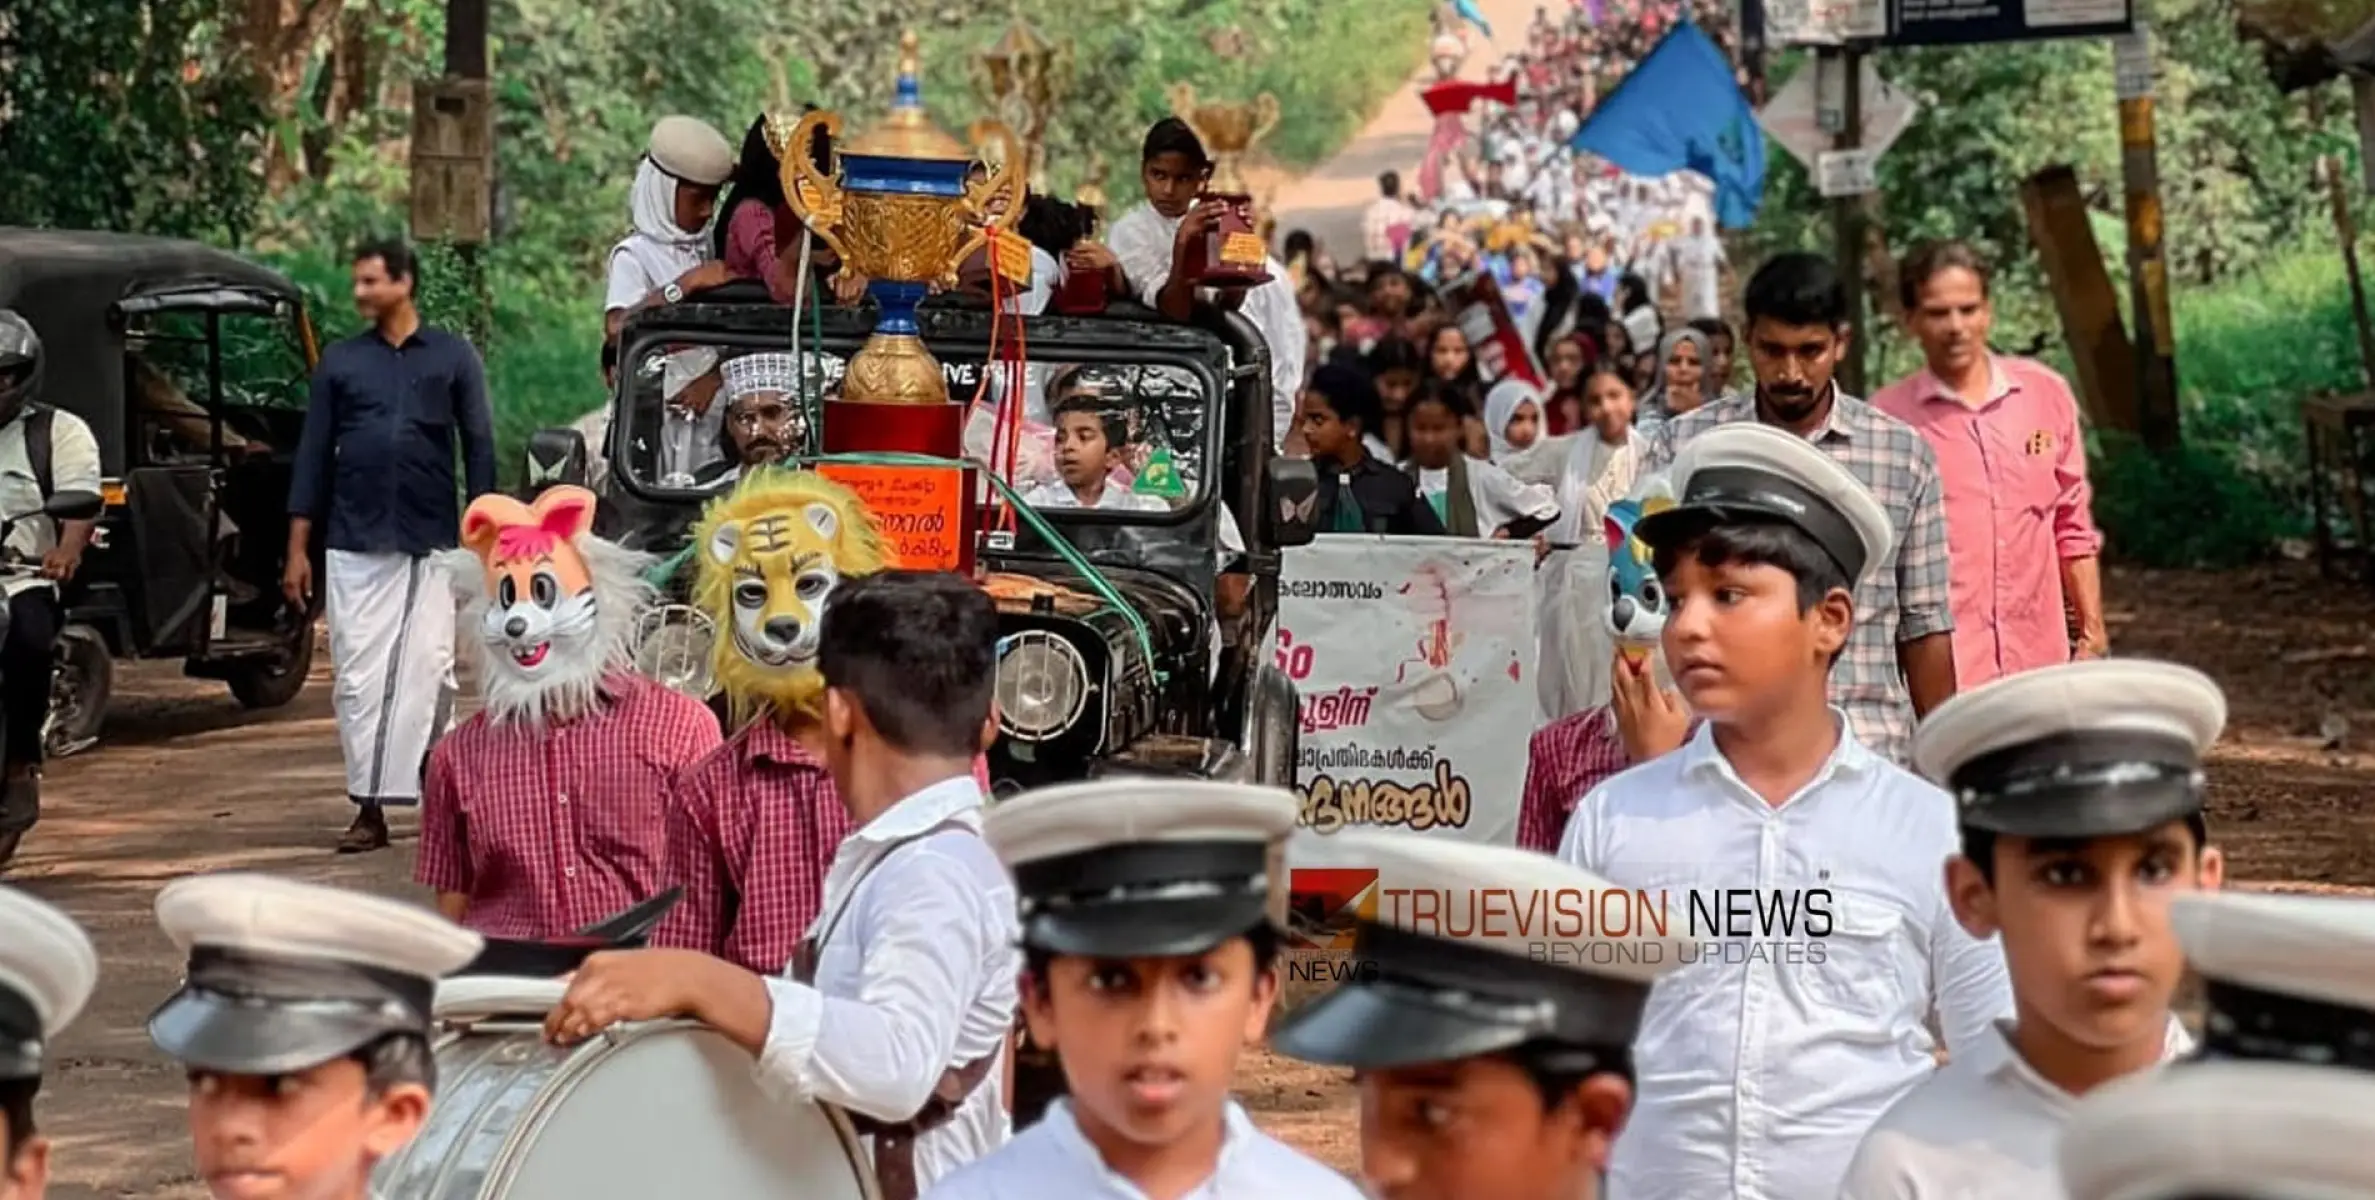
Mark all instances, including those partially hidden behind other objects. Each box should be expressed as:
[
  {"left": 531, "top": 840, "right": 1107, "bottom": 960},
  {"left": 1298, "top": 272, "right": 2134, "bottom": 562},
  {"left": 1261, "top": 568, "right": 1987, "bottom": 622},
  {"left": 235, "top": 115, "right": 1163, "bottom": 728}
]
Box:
[{"left": 1167, "top": 83, "right": 1278, "bottom": 287}]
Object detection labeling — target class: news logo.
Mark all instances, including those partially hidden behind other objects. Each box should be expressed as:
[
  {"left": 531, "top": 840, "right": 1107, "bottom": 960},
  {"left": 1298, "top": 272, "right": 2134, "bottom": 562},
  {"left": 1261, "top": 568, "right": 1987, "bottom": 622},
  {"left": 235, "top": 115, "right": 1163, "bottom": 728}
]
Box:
[{"left": 1286, "top": 867, "right": 1378, "bottom": 951}]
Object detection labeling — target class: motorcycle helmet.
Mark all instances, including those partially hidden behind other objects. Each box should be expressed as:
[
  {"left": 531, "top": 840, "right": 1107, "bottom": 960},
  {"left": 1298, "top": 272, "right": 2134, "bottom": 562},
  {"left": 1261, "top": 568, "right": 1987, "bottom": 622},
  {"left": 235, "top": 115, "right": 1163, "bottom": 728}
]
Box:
[{"left": 0, "top": 309, "right": 41, "bottom": 427}]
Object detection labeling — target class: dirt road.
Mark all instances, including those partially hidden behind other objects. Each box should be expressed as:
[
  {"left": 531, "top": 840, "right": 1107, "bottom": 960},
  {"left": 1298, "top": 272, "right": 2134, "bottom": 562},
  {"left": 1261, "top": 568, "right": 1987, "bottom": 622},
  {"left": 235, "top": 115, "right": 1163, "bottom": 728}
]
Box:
[
  {"left": 1268, "top": 0, "right": 1541, "bottom": 259},
  {"left": 17, "top": 562, "right": 2375, "bottom": 1192}
]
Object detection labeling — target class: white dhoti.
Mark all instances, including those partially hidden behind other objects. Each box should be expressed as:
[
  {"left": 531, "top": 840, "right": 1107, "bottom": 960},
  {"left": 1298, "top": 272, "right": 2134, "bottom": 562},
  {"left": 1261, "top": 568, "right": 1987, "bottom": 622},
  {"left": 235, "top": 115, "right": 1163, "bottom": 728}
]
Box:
[{"left": 325, "top": 549, "right": 456, "bottom": 804}]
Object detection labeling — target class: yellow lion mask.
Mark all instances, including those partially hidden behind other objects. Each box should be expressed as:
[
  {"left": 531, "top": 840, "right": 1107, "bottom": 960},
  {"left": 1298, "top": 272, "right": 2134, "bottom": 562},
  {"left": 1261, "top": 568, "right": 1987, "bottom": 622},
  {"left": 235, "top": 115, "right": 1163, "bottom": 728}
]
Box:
[{"left": 693, "top": 468, "right": 889, "bottom": 726}]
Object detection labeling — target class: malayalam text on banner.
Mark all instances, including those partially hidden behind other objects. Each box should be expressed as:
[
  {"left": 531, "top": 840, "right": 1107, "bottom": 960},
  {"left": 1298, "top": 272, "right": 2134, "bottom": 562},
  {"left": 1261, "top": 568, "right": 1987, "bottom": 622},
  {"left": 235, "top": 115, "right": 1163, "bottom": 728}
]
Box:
[{"left": 1277, "top": 535, "right": 1539, "bottom": 846}]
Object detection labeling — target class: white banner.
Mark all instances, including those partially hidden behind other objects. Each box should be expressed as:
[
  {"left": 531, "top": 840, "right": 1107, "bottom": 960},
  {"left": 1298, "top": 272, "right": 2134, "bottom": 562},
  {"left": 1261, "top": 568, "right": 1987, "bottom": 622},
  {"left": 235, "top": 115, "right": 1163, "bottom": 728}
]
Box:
[{"left": 1276, "top": 535, "right": 1539, "bottom": 846}]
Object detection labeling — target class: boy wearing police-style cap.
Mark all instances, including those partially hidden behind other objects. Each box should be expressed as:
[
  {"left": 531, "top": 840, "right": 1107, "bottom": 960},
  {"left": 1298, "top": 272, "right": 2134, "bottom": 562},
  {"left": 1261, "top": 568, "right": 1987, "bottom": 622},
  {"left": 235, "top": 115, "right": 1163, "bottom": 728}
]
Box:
[
  {"left": 1557, "top": 422, "right": 2013, "bottom": 1200},
  {"left": 2060, "top": 889, "right": 2375, "bottom": 1199},
  {"left": 0, "top": 887, "right": 97, "bottom": 1200},
  {"left": 1840, "top": 660, "right": 2228, "bottom": 1199},
  {"left": 147, "top": 873, "right": 481, "bottom": 1200},
  {"left": 1271, "top": 829, "right": 1687, "bottom": 1200},
  {"left": 926, "top": 781, "right": 1361, "bottom": 1199}
]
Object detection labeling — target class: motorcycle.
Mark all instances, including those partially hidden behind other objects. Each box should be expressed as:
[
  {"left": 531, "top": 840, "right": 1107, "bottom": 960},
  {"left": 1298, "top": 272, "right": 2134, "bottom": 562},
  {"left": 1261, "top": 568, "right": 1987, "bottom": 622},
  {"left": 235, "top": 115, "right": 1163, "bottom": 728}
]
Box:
[{"left": 0, "top": 490, "right": 111, "bottom": 757}]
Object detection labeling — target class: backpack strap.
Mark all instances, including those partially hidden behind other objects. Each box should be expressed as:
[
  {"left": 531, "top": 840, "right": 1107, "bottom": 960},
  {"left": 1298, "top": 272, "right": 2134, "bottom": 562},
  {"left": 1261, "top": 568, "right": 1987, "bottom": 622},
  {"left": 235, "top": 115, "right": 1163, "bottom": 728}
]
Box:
[{"left": 24, "top": 403, "right": 53, "bottom": 500}]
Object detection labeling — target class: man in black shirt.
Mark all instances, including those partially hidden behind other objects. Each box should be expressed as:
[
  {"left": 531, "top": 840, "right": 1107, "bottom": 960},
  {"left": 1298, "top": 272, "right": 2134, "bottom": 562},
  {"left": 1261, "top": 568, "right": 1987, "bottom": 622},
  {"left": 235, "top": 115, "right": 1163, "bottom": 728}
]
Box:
[
  {"left": 1296, "top": 363, "right": 1447, "bottom": 537},
  {"left": 284, "top": 239, "right": 497, "bottom": 854}
]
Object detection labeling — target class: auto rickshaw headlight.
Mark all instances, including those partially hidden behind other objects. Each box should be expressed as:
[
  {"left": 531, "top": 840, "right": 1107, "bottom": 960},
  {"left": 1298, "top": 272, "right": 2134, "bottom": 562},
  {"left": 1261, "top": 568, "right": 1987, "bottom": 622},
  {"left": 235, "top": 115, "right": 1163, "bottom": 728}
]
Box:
[{"left": 996, "top": 630, "right": 1089, "bottom": 742}]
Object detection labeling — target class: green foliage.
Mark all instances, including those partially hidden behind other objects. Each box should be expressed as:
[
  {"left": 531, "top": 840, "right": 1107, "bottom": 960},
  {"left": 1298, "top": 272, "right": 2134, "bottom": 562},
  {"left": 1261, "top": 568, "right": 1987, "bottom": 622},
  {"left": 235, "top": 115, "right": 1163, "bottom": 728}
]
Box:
[
  {"left": 0, "top": 0, "right": 269, "bottom": 242},
  {"left": 2088, "top": 433, "right": 2301, "bottom": 567}
]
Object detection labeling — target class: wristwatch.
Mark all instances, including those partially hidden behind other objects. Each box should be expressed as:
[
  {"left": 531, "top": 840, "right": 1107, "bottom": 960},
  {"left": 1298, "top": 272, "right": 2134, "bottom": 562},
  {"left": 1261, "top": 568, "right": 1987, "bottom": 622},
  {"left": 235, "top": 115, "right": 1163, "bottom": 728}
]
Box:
[{"left": 661, "top": 281, "right": 685, "bottom": 304}]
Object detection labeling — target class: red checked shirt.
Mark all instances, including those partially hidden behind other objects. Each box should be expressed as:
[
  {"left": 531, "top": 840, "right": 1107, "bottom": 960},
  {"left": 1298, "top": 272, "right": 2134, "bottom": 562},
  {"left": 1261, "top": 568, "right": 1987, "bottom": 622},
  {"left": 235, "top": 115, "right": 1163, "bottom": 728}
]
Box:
[
  {"left": 654, "top": 722, "right": 997, "bottom": 976},
  {"left": 416, "top": 673, "right": 724, "bottom": 940},
  {"left": 1518, "top": 707, "right": 1630, "bottom": 853},
  {"left": 654, "top": 722, "right": 851, "bottom": 977}
]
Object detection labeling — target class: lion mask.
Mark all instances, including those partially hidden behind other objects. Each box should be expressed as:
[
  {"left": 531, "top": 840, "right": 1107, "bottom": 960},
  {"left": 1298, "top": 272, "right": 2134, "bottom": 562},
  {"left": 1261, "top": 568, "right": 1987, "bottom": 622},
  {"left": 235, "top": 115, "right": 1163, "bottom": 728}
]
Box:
[
  {"left": 692, "top": 468, "right": 889, "bottom": 727},
  {"left": 439, "top": 485, "right": 654, "bottom": 726}
]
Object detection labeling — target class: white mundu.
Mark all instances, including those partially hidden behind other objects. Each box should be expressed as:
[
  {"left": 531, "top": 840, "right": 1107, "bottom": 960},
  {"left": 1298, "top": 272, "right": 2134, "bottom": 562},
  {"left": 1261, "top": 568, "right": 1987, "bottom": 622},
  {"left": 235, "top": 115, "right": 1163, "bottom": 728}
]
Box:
[
  {"left": 1839, "top": 661, "right": 2223, "bottom": 1200},
  {"left": 2061, "top": 890, "right": 2375, "bottom": 1199}
]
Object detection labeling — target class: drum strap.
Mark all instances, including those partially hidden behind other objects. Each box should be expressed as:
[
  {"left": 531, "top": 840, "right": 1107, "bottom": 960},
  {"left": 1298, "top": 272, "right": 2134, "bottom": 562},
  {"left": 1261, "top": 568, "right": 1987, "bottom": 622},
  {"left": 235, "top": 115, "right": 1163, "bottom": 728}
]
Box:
[{"left": 788, "top": 816, "right": 998, "bottom": 1200}]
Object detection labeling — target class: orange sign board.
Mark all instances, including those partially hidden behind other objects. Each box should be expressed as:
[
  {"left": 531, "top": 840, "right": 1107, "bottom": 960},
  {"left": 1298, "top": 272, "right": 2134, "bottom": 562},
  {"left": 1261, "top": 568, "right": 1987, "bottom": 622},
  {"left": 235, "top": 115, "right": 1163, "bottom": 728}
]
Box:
[{"left": 815, "top": 462, "right": 974, "bottom": 572}]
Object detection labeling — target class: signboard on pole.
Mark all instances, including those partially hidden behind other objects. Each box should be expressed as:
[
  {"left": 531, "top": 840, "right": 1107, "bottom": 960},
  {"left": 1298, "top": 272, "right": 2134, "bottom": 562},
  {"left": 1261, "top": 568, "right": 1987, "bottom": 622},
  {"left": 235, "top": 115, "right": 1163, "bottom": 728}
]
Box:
[
  {"left": 1758, "top": 58, "right": 1921, "bottom": 168},
  {"left": 1890, "top": 0, "right": 2133, "bottom": 45},
  {"left": 1816, "top": 149, "right": 1881, "bottom": 197},
  {"left": 1749, "top": 0, "right": 2133, "bottom": 46}
]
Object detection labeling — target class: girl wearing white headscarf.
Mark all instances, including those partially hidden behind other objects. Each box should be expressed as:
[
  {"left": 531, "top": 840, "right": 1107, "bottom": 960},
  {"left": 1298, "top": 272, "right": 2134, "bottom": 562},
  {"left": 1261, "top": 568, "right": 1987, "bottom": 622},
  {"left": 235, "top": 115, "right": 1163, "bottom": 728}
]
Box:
[
  {"left": 1481, "top": 378, "right": 1547, "bottom": 460},
  {"left": 602, "top": 116, "right": 734, "bottom": 339},
  {"left": 1634, "top": 326, "right": 1714, "bottom": 442},
  {"left": 1503, "top": 362, "right": 1641, "bottom": 547}
]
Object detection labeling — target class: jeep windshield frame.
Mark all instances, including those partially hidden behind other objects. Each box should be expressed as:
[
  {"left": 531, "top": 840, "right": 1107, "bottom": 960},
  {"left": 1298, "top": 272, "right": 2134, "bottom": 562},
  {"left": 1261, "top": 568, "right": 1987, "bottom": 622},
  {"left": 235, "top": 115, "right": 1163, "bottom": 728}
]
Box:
[{"left": 611, "top": 300, "right": 1232, "bottom": 541}]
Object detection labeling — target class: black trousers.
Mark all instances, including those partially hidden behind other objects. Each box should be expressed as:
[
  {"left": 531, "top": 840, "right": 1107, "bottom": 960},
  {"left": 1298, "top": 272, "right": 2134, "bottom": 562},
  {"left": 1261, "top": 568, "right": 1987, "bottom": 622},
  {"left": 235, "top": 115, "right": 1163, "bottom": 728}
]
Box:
[{"left": 2, "top": 588, "right": 59, "bottom": 769}]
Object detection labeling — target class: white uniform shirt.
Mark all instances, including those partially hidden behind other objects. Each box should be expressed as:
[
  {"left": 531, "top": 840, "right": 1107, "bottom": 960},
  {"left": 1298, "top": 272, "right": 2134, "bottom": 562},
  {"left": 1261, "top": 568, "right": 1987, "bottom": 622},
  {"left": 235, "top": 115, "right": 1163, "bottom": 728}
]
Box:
[
  {"left": 923, "top": 1098, "right": 1363, "bottom": 1200},
  {"left": 0, "top": 407, "right": 102, "bottom": 590},
  {"left": 1020, "top": 480, "right": 1171, "bottom": 513},
  {"left": 1557, "top": 718, "right": 2015, "bottom": 1200},
  {"left": 1409, "top": 456, "right": 1558, "bottom": 534},
  {"left": 1838, "top": 1016, "right": 2196, "bottom": 1200},
  {"left": 758, "top": 776, "right": 1021, "bottom": 1191},
  {"left": 1106, "top": 203, "right": 1303, "bottom": 450}
]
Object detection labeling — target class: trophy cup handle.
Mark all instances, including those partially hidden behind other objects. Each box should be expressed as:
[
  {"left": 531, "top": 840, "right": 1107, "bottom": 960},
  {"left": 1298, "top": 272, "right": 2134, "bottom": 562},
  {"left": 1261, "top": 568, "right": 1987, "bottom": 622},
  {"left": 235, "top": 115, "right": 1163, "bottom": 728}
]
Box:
[
  {"left": 777, "top": 110, "right": 855, "bottom": 273},
  {"left": 1166, "top": 81, "right": 1201, "bottom": 130},
  {"left": 1250, "top": 93, "right": 1282, "bottom": 146},
  {"left": 953, "top": 118, "right": 1029, "bottom": 285}
]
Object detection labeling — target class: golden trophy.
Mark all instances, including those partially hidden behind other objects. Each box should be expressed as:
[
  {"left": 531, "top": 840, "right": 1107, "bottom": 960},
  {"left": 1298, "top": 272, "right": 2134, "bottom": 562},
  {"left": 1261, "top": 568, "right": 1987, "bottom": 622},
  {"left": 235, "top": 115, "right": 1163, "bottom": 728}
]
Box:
[
  {"left": 1167, "top": 82, "right": 1279, "bottom": 287},
  {"left": 776, "top": 30, "right": 1026, "bottom": 453}
]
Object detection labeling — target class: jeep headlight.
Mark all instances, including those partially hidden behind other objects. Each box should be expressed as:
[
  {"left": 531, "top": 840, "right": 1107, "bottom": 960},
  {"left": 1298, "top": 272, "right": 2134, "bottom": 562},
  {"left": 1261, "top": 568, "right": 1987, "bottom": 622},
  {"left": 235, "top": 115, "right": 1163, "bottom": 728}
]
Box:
[
  {"left": 996, "top": 630, "right": 1090, "bottom": 742},
  {"left": 635, "top": 605, "right": 717, "bottom": 699}
]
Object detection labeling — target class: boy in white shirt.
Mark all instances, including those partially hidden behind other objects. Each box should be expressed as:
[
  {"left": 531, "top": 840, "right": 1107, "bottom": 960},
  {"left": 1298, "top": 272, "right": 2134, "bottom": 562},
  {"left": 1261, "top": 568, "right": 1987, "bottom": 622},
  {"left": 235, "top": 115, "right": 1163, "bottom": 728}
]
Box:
[
  {"left": 1840, "top": 660, "right": 2226, "bottom": 1198},
  {"left": 926, "top": 781, "right": 1360, "bottom": 1199},
  {"left": 2060, "top": 890, "right": 2375, "bottom": 1199},
  {"left": 0, "top": 888, "right": 98, "bottom": 1200},
  {"left": 1019, "top": 368, "right": 1168, "bottom": 514},
  {"left": 1557, "top": 422, "right": 2013, "bottom": 1200}
]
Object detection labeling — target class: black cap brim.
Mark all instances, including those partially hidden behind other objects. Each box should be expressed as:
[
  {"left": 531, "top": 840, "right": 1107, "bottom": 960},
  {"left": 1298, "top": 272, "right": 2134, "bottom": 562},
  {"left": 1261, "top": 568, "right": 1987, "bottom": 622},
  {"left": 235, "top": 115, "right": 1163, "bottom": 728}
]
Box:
[
  {"left": 1959, "top": 785, "right": 2204, "bottom": 839},
  {"left": 1024, "top": 891, "right": 1271, "bottom": 959},
  {"left": 1631, "top": 502, "right": 1745, "bottom": 559},
  {"left": 1271, "top": 978, "right": 1537, "bottom": 1070},
  {"left": 148, "top": 988, "right": 409, "bottom": 1077}
]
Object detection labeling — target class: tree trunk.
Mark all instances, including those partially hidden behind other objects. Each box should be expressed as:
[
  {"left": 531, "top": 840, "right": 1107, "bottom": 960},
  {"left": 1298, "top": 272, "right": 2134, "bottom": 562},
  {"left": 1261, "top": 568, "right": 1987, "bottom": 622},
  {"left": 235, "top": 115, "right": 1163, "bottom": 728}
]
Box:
[{"left": 240, "top": 0, "right": 345, "bottom": 194}]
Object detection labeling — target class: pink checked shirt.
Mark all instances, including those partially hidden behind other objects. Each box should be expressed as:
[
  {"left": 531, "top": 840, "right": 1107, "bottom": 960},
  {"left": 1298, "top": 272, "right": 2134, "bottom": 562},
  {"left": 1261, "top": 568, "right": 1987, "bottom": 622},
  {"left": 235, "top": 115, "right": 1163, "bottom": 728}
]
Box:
[
  {"left": 416, "top": 673, "right": 724, "bottom": 941},
  {"left": 1872, "top": 356, "right": 2104, "bottom": 690}
]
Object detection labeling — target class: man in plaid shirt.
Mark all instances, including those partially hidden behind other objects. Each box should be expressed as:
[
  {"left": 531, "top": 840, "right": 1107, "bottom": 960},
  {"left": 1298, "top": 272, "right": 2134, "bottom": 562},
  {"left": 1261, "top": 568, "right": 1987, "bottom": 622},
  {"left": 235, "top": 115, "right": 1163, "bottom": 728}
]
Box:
[
  {"left": 416, "top": 487, "right": 723, "bottom": 938},
  {"left": 1635, "top": 252, "right": 1958, "bottom": 765}
]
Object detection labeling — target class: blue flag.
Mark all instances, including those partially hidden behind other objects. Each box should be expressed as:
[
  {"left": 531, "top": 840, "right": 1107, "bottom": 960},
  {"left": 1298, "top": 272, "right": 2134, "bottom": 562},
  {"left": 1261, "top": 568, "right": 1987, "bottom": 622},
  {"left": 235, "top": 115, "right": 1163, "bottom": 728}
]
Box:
[
  {"left": 1569, "top": 23, "right": 1765, "bottom": 229},
  {"left": 1453, "top": 0, "right": 1493, "bottom": 37}
]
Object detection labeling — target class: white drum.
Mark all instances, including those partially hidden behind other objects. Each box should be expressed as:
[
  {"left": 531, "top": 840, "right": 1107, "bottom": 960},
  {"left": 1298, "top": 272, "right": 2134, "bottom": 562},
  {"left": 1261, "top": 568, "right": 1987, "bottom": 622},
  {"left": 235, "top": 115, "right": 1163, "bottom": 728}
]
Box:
[{"left": 374, "top": 977, "right": 878, "bottom": 1200}]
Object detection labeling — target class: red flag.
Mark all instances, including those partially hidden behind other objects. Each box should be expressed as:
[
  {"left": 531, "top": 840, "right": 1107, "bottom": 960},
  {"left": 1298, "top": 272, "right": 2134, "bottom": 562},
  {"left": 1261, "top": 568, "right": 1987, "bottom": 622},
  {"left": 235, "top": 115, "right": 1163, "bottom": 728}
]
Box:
[{"left": 1419, "top": 77, "right": 1519, "bottom": 117}]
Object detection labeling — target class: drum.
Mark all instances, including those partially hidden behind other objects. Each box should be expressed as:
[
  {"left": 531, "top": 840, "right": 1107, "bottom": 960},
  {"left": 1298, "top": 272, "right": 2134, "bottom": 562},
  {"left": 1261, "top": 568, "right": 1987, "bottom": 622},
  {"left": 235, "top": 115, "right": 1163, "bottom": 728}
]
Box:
[{"left": 374, "top": 977, "right": 878, "bottom": 1200}]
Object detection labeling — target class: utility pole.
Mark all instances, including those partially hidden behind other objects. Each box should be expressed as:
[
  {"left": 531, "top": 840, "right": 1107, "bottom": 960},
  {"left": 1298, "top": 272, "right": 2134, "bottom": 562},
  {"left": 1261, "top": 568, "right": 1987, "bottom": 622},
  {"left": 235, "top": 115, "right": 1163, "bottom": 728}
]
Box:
[
  {"left": 2115, "top": 22, "right": 2179, "bottom": 449},
  {"left": 410, "top": 0, "right": 493, "bottom": 344},
  {"left": 2312, "top": 87, "right": 2375, "bottom": 388},
  {"left": 1821, "top": 45, "right": 1868, "bottom": 395}
]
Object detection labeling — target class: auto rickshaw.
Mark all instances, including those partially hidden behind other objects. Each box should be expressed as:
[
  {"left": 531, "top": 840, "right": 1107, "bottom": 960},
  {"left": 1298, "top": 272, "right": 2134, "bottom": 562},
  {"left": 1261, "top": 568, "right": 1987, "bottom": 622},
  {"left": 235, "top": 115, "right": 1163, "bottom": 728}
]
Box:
[{"left": 0, "top": 228, "right": 321, "bottom": 754}]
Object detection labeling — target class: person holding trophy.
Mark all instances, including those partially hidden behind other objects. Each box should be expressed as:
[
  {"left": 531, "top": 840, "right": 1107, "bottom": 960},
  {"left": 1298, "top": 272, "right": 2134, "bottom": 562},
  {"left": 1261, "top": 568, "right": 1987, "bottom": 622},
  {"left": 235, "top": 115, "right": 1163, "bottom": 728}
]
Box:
[{"left": 1107, "top": 111, "right": 1304, "bottom": 453}]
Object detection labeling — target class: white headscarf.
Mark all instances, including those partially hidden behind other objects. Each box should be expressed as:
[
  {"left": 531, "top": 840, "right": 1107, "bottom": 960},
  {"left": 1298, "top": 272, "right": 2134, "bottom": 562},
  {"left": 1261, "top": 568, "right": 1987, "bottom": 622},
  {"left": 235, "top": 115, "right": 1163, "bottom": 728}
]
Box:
[
  {"left": 1483, "top": 379, "right": 1544, "bottom": 460},
  {"left": 614, "top": 156, "right": 709, "bottom": 289}
]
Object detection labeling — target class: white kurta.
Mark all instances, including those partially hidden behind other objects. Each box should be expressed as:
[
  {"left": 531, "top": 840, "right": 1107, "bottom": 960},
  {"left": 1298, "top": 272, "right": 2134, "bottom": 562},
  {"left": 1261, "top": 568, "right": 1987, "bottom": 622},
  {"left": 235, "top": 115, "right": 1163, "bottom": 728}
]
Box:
[
  {"left": 1838, "top": 1017, "right": 2196, "bottom": 1200},
  {"left": 922, "top": 1098, "right": 1364, "bottom": 1200},
  {"left": 325, "top": 549, "right": 456, "bottom": 802},
  {"left": 1107, "top": 203, "right": 1303, "bottom": 450},
  {"left": 1409, "top": 456, "right": 1558, "bottom": 535},
  {"left": 757, "top": 776, "right": 1020, "bottom": 1191}
]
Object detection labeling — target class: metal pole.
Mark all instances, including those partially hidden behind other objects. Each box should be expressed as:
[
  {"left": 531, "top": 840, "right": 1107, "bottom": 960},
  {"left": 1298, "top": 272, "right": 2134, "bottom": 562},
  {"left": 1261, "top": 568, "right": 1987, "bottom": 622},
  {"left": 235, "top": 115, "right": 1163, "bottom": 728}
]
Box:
[
  {"left": 444, "top": 0, "right": 492, "bottom": 345},
  {"left": 2116, "top": 23, "right": 2179, "bottom": 449},
  {"left": 1830, "top": 46, "right": 1867, "bottom": 395}
]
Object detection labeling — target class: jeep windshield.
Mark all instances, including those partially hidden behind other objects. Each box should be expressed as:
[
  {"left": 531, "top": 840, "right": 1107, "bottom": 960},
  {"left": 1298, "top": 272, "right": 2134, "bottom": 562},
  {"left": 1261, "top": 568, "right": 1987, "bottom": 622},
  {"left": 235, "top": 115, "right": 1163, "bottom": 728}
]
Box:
[{"left": 612, "top": 322, "right": 1222, "bottom": 530}]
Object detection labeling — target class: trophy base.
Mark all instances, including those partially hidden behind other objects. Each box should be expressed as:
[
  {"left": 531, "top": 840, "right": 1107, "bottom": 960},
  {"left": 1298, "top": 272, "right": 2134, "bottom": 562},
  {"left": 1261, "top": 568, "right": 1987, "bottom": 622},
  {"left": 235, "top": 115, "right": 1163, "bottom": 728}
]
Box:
[
  {"left": 843, "top": 332, "right": 951, "bottom": 407},
  {"left": 1183, "top": 192, "right": 1273, "bottom": 288},
  {"left": 820, "top": 396, "right": 964, "bottom": 461}
]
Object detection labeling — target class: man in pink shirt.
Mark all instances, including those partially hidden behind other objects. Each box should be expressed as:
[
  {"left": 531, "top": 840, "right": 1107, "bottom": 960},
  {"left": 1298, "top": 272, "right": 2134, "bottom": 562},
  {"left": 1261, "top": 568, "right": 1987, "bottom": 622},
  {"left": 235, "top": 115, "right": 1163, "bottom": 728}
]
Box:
[{"left": 1872, "top": 240, "right": 2108, "bottom": 690}]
